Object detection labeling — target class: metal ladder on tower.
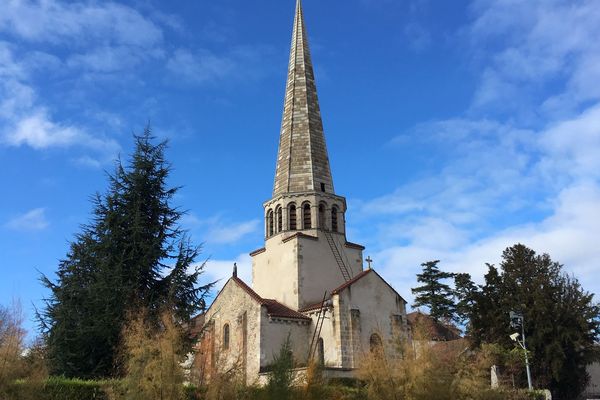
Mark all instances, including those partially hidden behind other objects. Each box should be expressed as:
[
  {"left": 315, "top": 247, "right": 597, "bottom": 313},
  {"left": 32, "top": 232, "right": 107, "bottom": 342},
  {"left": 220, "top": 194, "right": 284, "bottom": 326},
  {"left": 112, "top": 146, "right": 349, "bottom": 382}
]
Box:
[
  {"left": 324, "top": 231, "right": 352, "bottom": 282},
  {"left": 308, "top": 291, "right": 328, "bottom": 362}
]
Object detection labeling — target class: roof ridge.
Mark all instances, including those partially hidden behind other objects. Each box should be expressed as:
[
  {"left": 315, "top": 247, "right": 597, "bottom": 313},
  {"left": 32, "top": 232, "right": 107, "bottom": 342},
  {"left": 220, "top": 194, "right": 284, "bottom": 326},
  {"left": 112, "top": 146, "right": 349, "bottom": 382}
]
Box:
[{"left": 331, "top": 269, "right": 372, "bottom": 294}]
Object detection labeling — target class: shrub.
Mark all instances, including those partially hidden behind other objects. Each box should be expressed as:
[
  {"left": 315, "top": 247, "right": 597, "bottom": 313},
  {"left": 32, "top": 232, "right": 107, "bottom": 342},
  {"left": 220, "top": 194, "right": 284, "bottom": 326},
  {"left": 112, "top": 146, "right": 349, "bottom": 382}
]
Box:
[
  {"left": 265, "top": 336, "right": 295, "bottom": 400},
  {"left": 121, "top": 310, "right": 186, "bottom": 400}
]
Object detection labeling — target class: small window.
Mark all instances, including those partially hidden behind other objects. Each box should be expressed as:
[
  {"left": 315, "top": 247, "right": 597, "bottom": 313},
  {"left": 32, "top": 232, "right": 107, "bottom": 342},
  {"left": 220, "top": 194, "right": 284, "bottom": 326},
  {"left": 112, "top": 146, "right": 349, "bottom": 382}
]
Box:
[
  {"left": 318, "top": 204, "right": 326, "bottom": 229},
  {"left": 320, "top": 183, "right": 326, "bottom": 192},
  {"left": 267, "top": 210, "right": 274, "bottom": 237},
  {"left": 303, "top": 203, "right": 312, "bottom": 229},
  {"left": 276, "top": 207, "right": 283, "bottom": 232},
  {"left": 331, "top": 206, "right": 338, "bottom": 232},
  {"left": 289, "top": 204, "right": 297, "bottom": 230},
  {"left": 223, "top": 324, "right": 230, "bottom": 350},
  {"left": 370, "top": 333, "right": 383, "bottom": 353}
]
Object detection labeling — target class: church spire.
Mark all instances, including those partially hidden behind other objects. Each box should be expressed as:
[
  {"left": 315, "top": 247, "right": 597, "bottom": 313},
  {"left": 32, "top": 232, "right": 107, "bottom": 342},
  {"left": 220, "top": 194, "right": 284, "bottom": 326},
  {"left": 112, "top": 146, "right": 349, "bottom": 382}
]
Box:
[{"left": 273, "top": 0, "right": 334, "bottom": 196}]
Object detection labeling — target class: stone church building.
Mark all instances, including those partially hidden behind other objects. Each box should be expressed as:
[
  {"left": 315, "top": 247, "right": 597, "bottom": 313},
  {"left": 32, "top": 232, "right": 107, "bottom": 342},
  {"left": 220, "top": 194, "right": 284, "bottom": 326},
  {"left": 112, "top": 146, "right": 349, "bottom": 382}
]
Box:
[{"left": 192, "top": 0, "right": 409, "bottom": 384}]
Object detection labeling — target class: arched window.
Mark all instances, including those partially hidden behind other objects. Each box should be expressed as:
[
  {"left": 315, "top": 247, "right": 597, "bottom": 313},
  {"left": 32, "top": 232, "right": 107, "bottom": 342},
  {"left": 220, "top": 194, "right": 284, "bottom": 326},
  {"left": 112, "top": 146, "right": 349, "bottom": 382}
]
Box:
[
  {"left": 331, "top": 206, "right": 339, "bottom": 232},
  {"left": 223, "top": 323, "right": 230, "bottom": 350},
  {"left": 267, "top": 209, "right": 274, "bottom": 237},
  {"left": 289, "top": 204, "right": 297, "bottom": 230},
  {"left": 276, "top": 207, "right": 283, "bottom": 233},
  {"left": 318, "top": 203, "right": 326, "bottom": 230},
  {"left": 369, "top": 333, "right": 382, "bottom": 354},
  {"left": 303, "top": 203, "right": 312, "bottom": 229}
]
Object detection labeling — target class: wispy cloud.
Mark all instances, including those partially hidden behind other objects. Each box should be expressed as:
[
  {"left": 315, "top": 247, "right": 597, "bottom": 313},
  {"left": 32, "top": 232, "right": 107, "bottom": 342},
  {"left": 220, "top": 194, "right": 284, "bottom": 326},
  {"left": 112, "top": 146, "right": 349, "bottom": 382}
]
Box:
[
  {"left": 195, "top": 254, "right": 253, "bottom": 290},
  {"left": 209, "top": 220, "right": 261, "bottom": 245},
  {"left": 181, "top": 213, "right": 260, "bottom": 245},
  {"left": 167, "top": 49, "right": 235, "bottom": 85},
  {"left": 0, "top": 1, "right": 163, "bottom": 47},
  {"left": 5, "top": 208, "right": 49, "bottom": 232},
  {"left": 0, "top": 41, "right": 120, "bottom": 163},
  {"left": 354, "top": 0, "right": 600, "bottom": 305},
  {"left": 166, "top": 45, "right": 274, "bottom": 86}
]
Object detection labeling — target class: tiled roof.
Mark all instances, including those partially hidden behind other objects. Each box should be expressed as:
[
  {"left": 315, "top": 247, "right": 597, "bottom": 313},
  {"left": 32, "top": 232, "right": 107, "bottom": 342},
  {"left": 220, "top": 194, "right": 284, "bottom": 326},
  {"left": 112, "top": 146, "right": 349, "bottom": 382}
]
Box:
[
  {"left": 330, "top": 269, "right": 373, "bottom": 294},
  {"left": 282, "top": 232, "right": 318, "bottom": 243},
  {"left": 249, "top": 247, "right": 266, "bottom": 257},
  {"left": 345, "top": 241, "right": 365, "bottom": 250},
  {"left": 232, "top": 277, "right": 310, "bottom": 321},
  {"left": 299, "top": 299, "right": 330, "bottom": 313},
  {"left": 188, "top": 314, "right": 205, "bottom": 338},
  {"left": 263, "top": 299, "right": 311, "bottom": 320},
  {"left": 407, "top": 312, "right": 461, "bottom": 341}
]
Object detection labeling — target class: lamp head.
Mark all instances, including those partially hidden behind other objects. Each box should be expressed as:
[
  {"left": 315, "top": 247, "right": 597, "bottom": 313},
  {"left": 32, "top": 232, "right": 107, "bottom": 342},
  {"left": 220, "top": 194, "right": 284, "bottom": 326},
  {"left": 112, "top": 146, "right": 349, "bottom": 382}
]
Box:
[{"left": 509, "top": 332, "right": 520, "bottom": 341}]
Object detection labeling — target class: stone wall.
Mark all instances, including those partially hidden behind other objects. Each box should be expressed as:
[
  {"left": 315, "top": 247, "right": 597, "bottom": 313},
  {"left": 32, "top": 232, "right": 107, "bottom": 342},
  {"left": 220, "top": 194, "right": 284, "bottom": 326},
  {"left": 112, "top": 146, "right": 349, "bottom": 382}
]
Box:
[
  {"left": 336, "top": 271, "right": 408, "bottom": 368},
  {"left": 253, "top": 231, "right": 363, "bottom": 310},
  {"left": 259, "top": 310, "right": 311, "bottom": 369},
  {"left": 194, "top": 279, "right": 262, "bottom": 385}
]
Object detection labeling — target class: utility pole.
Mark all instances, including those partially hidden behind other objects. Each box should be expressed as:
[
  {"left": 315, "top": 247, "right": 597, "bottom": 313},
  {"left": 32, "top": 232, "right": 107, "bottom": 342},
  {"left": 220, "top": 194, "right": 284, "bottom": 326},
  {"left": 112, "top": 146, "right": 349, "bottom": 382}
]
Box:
[{"left": 509, "top": 311, "right": 533, "bottom": 390}]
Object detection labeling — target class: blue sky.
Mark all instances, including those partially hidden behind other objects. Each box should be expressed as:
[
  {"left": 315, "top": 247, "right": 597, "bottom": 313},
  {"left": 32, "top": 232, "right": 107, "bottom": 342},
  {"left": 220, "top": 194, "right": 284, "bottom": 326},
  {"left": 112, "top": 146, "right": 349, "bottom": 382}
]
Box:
[{"left": 1, "top": 0, "right": 600, "bottom": 339}]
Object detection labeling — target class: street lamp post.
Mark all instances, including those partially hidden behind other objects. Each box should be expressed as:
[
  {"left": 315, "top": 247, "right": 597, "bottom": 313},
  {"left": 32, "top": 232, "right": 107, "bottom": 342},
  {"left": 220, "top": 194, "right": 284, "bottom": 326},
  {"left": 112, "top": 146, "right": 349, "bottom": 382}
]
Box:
[{"left": 509, "top": 311, "right": 533, "bottom": 391}]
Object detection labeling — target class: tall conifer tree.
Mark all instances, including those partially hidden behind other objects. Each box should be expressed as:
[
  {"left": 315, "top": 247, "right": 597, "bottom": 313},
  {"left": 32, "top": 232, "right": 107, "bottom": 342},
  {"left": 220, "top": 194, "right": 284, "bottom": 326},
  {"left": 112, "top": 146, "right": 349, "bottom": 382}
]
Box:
[
  {"left": 411, "top": 260, "right": 456, "bottom": 321},
  {"left": 40, "top": 128, "right": 212, "bottom": 378},
  {"left": 466, "top": 244, "right": 600, "bottom": 398}
]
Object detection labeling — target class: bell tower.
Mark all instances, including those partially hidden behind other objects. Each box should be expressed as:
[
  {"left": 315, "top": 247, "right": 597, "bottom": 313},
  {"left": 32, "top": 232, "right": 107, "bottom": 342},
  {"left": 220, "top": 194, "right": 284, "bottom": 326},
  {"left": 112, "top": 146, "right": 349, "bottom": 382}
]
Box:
[{"left": 251, "top": 0, "right": 365, "bottom": 310}]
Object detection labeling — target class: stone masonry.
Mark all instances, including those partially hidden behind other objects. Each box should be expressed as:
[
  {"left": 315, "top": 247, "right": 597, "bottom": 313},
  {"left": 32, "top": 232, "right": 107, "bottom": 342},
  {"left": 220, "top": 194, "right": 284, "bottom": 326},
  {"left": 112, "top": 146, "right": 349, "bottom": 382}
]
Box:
[{"left": 273, "top": 0, "right": 334, "bottom": 196}]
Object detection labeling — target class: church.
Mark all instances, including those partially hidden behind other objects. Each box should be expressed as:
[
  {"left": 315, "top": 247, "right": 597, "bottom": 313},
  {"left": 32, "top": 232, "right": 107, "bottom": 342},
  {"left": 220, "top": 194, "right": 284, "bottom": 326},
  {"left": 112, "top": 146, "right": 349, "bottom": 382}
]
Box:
[{"left": 192, "top": 0, "right": 409, "bottom": 384}]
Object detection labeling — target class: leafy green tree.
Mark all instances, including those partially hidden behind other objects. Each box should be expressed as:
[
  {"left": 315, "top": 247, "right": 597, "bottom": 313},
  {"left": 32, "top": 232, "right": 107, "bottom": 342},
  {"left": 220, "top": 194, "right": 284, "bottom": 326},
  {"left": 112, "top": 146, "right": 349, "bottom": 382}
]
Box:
[
  {"left": 467, "top": 244, "right": 600, "bottom": 399},
  {"left": 40, "top": 128, "right": 213, "bottom": 378},
  {"left": 411, "top": 260, "right": 456, "bottom": 322}
]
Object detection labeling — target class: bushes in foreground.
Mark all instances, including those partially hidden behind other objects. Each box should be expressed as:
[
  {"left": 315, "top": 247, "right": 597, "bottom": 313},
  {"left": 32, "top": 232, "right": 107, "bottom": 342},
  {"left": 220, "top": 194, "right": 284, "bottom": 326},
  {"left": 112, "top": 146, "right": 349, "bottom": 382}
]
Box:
[
  {"left": 4, "top": 378, "right": 546, "bottom": 400},
  {"left": 3, "top": 378, "right": 202, "bottom": 400}
]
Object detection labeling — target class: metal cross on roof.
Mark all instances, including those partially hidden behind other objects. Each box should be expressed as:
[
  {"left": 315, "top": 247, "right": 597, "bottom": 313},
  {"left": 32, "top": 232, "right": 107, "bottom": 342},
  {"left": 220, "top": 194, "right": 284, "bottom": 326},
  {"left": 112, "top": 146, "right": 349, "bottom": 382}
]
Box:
[{"left": 366, "top": 256, "right": 373, "bottom": 269}]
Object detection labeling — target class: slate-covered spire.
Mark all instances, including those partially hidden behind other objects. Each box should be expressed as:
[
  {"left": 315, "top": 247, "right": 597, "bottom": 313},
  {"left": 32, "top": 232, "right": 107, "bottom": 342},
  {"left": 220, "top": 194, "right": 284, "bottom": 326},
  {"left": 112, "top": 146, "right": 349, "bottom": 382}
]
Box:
[{"left": 273, "top": 0, "right": 334, "bottom": 196}]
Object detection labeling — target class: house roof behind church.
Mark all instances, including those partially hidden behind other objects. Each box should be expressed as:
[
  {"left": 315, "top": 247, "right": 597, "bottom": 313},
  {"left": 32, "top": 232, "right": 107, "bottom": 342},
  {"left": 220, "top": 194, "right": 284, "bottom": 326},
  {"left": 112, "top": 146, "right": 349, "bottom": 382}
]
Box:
[{"left": 407, "top": 311, "right": 462, "bottom": 341}]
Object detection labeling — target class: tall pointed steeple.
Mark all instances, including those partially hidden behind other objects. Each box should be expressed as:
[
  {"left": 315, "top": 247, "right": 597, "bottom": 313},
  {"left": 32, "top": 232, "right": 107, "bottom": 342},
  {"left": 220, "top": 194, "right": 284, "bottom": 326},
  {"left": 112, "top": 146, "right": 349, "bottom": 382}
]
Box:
[{"left": 273, "top": 0, "right": 334, "bottom": 196}]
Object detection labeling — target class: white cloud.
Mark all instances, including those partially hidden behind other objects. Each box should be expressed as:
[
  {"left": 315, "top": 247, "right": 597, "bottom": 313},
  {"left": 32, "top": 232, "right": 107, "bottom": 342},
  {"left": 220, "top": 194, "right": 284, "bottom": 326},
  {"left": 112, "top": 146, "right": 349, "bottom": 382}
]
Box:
[
  {"left": 0, "top": 42, "right": 120, "bottom": 158},
  {"left": 468, "top": 0, "right": 600, "bottom": 115},
  {"left": 208, "top": 220, "right": 261, "bottom": 245},
  {"left": 167, "top": 49, "right": 235, "bottom": 84},
  {"left": 181, "top": 214, "right": 261, "bottom": 245},
  {"left": 355, "top": 0, "right": 600, "bottom": 308},
  {"left": 0, "top": 1, "right": 162, "bottom": 47},
  {"left": 195, "top": 253, "right": 253, "bottom": 291},
  {"left": 5, "top": 208, "right": 49, "bottom": 232},
  {"left": 166, "top": 46, "right": 274, "bottom": 86}
]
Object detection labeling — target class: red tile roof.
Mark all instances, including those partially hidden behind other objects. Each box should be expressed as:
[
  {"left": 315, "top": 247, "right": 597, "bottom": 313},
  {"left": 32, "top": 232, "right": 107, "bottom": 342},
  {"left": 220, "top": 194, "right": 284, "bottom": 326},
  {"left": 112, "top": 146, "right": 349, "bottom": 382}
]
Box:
[
  {"left": 249, "top": 247, "right": 266, "bottom": 257},
  {"left": 263, "top": 299, "right": 311, "bottom": 320},
  {"left": 330, "top": 269, "right": 373, "bottom": 294},
  {"left": 345, "top": 241, "right": 365, "bottom": 250},
  {"left": 299, "top": 299, "right": 330, "bottom": 313},
  {"left": 407, "top": 312, "right": 461, "bottom": 341},
  {"left": 232, "top": 277, "right": 310, "bottom": 321}
]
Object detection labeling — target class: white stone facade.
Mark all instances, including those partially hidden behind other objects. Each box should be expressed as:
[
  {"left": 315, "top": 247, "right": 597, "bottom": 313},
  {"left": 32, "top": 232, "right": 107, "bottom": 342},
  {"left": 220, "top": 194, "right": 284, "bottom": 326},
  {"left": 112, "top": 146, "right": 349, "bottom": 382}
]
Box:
[{"left": 191, "top": 0, "right": 409, "bottom": 385}]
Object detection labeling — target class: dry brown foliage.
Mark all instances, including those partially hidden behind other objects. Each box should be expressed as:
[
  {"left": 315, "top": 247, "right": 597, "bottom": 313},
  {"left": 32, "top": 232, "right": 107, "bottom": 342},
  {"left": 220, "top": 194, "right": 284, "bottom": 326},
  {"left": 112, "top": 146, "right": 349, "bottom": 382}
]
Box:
[
  {"left": 0, "top": 301, "right": 26, "bottom": 388},
  {"left": 357, "top": 321, "right": 505, "bottom": 400},
  {"left": 121, "top": 309, "right": 186, "bottom": 400}
]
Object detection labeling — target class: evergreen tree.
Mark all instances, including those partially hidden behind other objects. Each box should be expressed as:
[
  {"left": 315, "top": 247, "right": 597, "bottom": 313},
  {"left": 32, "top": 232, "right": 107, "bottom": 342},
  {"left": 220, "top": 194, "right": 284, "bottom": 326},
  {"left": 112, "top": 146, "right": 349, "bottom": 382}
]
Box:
[
  {"left": 40, "top": 128, "right": 213, "bottom": 378},
  {"left": 411, "top": 260, "right": 456, "bottom": 322},
  {"left": 453, "top": 272, "right": 478, "bottom": 325},
  {"left": 467, "top": 244, "right": 600, "bottom": 399}
]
